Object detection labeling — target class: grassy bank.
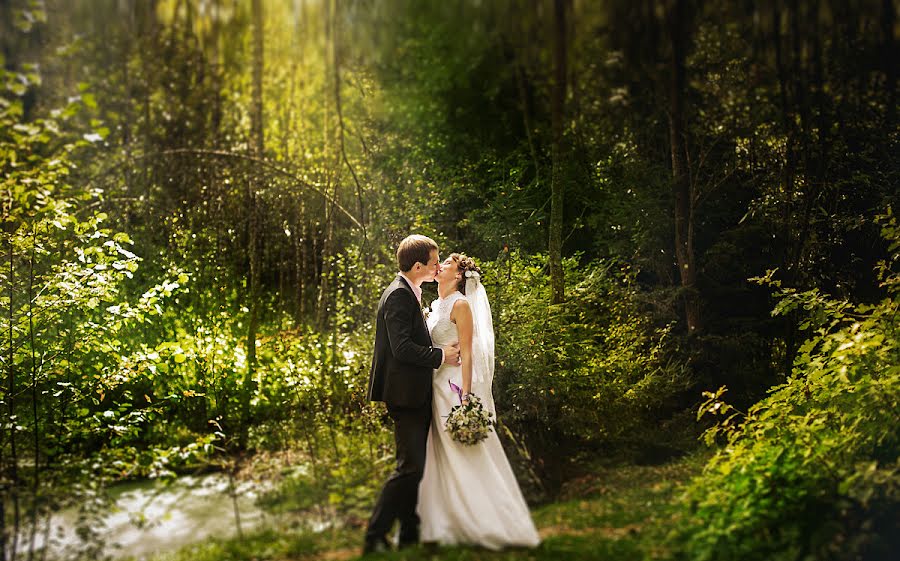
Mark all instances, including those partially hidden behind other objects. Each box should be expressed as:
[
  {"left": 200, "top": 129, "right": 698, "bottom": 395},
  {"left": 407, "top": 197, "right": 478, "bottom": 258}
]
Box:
[{"left": 145, "top": 452, "right": 708, "bottom": 561}]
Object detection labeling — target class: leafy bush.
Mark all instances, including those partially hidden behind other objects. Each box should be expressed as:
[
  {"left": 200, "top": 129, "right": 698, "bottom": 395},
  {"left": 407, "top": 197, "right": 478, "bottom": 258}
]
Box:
[
  {"left": 492, "top": 252, "right": 694, "bottom": 485},
  {"left": 0, "top": 42, "right": 224, "bottom": 557},
  {"left": 234, "top": 324, "right": 395, "bottom": 522},
  {"left": 678, "top": 211, "right": 900, "bottom": 561}
]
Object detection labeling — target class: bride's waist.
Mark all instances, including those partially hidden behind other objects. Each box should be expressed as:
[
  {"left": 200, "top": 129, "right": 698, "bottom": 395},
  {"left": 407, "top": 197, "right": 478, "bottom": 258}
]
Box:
[{"left": 434, "top": 363, "right": 460, "bottom": 375}]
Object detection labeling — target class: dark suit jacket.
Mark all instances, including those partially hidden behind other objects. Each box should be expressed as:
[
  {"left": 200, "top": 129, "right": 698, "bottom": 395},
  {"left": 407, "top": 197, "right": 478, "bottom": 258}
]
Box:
[{"left": 366, "top": 275, "right": 443, "bottom": 408}]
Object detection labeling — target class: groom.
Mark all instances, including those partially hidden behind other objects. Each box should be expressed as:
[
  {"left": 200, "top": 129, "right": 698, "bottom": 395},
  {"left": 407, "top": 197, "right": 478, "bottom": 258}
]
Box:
[{"left": 363, "top": 235, "right": 460, "bottom": 554}]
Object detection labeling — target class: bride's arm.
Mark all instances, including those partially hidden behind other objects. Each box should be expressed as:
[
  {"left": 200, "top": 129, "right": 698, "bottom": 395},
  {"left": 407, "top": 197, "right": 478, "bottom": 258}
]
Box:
[{"left": 451, "top": 299, "right": 474, "bottom": 402}]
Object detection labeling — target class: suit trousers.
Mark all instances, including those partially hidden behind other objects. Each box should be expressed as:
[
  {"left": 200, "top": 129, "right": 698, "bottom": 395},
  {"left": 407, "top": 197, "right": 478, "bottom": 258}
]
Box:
[{"left": 365, "top": 403, "right": 432, "bottom": 545}]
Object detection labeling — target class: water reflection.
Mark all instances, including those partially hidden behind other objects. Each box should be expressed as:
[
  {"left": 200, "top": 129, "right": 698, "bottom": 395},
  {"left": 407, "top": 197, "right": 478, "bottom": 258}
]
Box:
[{"left": 32, "top": 474, "right": 272, "bottom": 560}]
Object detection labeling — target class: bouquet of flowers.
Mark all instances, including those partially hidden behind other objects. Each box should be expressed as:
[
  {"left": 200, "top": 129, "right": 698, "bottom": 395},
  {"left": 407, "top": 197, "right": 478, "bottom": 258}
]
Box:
[{"left": 444, "top": 381, "right": 494, "bottom": 445}]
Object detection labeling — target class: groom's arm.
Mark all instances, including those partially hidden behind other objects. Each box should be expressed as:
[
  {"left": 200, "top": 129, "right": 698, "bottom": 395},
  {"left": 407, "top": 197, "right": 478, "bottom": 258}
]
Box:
[{"left": 383, "top": 291, "right": 443, "bottom": 369}]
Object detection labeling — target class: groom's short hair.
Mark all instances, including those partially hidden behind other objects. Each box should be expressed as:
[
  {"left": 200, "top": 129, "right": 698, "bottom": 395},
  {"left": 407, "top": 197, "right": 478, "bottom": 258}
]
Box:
[{"left": 397, "top": 235, "right": 438, "bottom": 272}]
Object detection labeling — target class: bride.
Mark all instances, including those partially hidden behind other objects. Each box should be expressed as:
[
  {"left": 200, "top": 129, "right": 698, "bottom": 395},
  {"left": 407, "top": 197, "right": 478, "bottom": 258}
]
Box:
[{"left": 417, "top": 253, "right": 541, "bottom": 549}]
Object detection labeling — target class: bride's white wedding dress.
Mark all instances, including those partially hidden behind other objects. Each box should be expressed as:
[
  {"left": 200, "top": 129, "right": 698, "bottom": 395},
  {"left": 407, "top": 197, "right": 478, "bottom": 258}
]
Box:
[{"left": 417, "top": 291, "right": 541, "bottom": 549}]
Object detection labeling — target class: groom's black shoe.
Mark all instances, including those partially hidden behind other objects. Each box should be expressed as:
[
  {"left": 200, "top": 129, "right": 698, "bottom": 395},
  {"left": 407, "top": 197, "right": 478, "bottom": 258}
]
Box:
[{"left": 362, "top": 535, "right": 391, "bottom": 555}]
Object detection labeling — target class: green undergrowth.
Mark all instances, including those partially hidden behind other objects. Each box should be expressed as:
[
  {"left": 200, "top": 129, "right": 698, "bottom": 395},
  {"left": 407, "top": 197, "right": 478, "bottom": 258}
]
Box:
[{"left": 145, "top": 452, "right": 708, "bottom": 561}]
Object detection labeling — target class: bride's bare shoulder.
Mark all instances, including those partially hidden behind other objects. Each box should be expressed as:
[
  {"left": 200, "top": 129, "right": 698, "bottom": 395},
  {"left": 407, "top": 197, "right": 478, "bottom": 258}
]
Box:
[{"left": 449, "top": 294, "right": 471, "bottom": 323}]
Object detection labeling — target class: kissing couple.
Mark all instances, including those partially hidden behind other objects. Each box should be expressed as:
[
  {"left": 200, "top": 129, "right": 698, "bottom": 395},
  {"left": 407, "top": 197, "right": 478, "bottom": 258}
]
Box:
[{"left": 363, "top": 235, "right": 540, "bottom": 554}]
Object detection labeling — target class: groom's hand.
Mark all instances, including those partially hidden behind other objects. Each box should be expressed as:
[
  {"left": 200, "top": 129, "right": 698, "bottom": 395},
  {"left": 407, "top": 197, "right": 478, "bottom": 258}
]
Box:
[{"left": 442, "top": 342, "right": 461, "bottom": 365}]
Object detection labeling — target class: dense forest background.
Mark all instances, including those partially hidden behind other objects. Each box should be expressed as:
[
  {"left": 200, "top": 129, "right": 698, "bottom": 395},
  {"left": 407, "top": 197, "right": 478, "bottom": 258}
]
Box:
[{"left": 1, "top": 0, "right": 898, "bottom": 560}]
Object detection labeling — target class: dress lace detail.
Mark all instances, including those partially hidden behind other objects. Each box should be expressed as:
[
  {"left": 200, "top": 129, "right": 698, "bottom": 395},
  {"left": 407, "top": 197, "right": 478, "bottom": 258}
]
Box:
[
  {"left": 417, "top": 291, "right": 540, "bottom": 549},
  {"left": 427, "top": 292, "right": 465, "bottom": 348}
]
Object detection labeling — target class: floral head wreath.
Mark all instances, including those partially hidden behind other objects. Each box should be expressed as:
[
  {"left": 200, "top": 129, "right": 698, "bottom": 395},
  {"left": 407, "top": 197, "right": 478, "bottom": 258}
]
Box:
[{"left": 452, "top": 253, "right": 481, "bottom": 294}]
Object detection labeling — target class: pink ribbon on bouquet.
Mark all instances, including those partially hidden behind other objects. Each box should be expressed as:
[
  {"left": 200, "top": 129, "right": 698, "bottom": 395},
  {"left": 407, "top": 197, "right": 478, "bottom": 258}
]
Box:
[{"left": 449, "top": 381, "right": 463, "bottom": 404}]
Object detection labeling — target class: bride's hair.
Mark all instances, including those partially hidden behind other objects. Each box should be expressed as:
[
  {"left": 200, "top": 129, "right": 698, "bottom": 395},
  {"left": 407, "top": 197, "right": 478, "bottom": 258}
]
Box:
[{"left": 450, "top": 253, "right": 482, "bottom": 295}]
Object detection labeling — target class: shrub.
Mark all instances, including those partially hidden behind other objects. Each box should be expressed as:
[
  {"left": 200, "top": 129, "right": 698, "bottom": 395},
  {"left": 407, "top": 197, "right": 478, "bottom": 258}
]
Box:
[
  {"left": 491, "top": 252, "right": 694, "bottom": 485},
  {"left": 678, "top": 210, "right": 900, "bottom": 561}
]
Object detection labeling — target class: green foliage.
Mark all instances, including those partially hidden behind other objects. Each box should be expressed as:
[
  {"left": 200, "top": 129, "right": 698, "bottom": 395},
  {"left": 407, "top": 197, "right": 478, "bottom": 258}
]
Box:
[
  {"left": 0, "top": 27, "right": 220, "bottom": 551},
  {"left": 230, "top": 325, "right": 394, "bottom": 522},
  {"left": 143, "top": 528, "right": 324, "bottom": 561},
  {"left": 148, "top": 453, "right": 708, "bottom": 561},
  {"left": 678, "top": 212, "right": 900, "bottom": 561},
  {"left": 494, "top": 252, "right": 694, "bottom": 476},
  {"left": 4, "top": 2, "right": 898, "bottom": 557}
]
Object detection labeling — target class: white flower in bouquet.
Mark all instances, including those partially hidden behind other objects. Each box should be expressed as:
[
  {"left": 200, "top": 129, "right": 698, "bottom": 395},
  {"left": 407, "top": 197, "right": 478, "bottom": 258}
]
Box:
[{"left": 444, "top": 381, "right": 494, "bottom": 445}]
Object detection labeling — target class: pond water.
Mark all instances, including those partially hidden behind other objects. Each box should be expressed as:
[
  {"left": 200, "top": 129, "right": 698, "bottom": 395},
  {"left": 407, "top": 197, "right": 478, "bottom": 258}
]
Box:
[{"left": 25, "top": 473, "right": 295, "bottom": 560}]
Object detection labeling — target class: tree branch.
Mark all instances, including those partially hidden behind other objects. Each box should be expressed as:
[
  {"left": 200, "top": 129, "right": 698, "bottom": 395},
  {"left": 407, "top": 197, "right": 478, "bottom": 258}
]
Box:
[{"left": 107, "top": 148, "right": 364, "bottom": 230}]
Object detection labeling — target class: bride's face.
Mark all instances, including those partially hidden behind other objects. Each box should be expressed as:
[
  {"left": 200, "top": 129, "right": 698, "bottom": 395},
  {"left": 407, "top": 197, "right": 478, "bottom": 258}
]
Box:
[{"left": 436, "top": 257, "right": 460, "bottom": 287}]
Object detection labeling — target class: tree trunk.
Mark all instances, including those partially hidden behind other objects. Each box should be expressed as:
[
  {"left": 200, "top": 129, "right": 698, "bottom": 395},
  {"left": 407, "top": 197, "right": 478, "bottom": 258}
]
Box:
[
  {"left": 882, "top": 0, "right": 896, "bottom": 126},
  {"left": 5, "top": 201, "right": 20, "bottom": 561},
  {"left": 667, "top": 0, "right": 700, "bottom": 333},
  {"left": 0, "top": 0, "right": 11, "bottom": 72},
  {"left": 2, "top": 204, "right": 9, "bottom": 561},
  {"left": 548, "top": 0, "right": 567, "bottom": 305},
  {"left": 210, "top": 0, "right": 223, "bottom": 136},
  {"left": 121, "top": 0, "right": 134, "bottom": 232},
  {"left": 240, "top": 0, "right": 265, "bottom": 451},
  {"left": 316, "top": 0, "right": 339, "bottom": 330},
  {"left": 515, "top": 58, "right": 540, "bottom": 185},
  {"left": 332, "top": 0, "right": 365, "bottom": 239},
  {"left": 295, "top": 208, "right": 307, "bottom": 324},
  {"left": 27, "top": 232, "right": 38, "bottom": 561},
  {"left": 0, "top": 9, "right": 8, "bottom": 549},
  {"left": 773, "top": 0, "right": 801, "bottom": 372}
]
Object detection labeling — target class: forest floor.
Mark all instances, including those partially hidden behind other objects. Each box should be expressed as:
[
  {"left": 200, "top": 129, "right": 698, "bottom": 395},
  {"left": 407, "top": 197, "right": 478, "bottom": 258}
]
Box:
[{"left": 151, "top": 450, "right": 709, "bottom": 561}]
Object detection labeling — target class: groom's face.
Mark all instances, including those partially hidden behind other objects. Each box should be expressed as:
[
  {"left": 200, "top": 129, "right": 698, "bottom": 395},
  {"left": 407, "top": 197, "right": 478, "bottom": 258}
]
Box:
[{"left": 418, "top": 249, "right": 440, "bottom": 282}]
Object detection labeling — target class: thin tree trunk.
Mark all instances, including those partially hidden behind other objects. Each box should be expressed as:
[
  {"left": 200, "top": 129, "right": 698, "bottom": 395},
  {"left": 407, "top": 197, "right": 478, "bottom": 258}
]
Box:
[
  {"left": 2, "top": 199, "right": 10, "bottom": 561},
  {"left": 667, "top": 0, "right": 700, "bottom": 333},
  {"left": 316, "top": 0, "right": 338, "bottom": 330},
  {"left": 316, "top": 193, "right": 337, "bottom": 330},
  {"left": 0, "top": 0, "right": 12, "bottom": 72},
  {"left": 241, "top": 0, "right": 265, "bottom": 451},
  {"left": 297, "top": 201, "right": 311, "bottom": 325},
  {"left": 6, "top": 198, "right": 20, "bottom": 561},
  {"left": 2, "top": 3, "right": 12, "bottom": 555},
  {"left": 883, "top": 0, "right": 896, "bottom": 125},
  {"left": 210, "top": 0, "right": 223, "bottom": 138},
  {"left": 27, "top": 229, "right": 38, "bottom": 561},
  {"left": 548, "top": 0, "right": 567, "bottom": 305},
  {"left": 283, "top": 43, "right": 305, "bottom": 325},
  {"left": 121, "top": 1, "right": 134, "bottom": 233},
  {"left": 774, "top": 0, "right": 799, "bottom": 372},
  {"left": 332, "top": 0, "right": 366, "bottom": 240},
  {"left": 515, "top": 59, "right": 541, "bottom": 184},
  {"left": 787, "top": 0, "right": 815, "bottom": 282}
]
